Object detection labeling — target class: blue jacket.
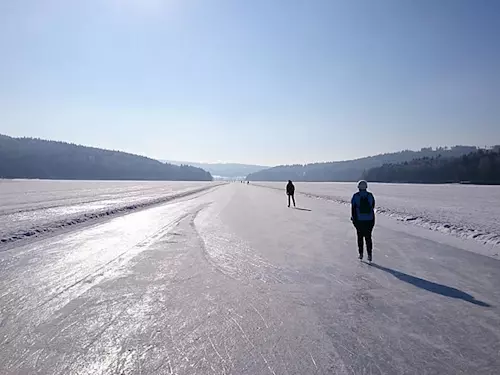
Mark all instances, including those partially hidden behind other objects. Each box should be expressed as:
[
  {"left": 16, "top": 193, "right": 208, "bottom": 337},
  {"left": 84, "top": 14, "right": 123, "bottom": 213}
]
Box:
[{"left": 351, "top": 191, "right": 375, "bottom": 222}]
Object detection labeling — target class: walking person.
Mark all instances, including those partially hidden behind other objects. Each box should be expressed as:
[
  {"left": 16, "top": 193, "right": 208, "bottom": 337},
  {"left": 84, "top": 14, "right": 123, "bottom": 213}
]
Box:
[
  {"left": 286, "top": 180, "right": 296, "bottom": 207},
  {"left": 351, "top": 180, "right": 375, "bottom": 262}
]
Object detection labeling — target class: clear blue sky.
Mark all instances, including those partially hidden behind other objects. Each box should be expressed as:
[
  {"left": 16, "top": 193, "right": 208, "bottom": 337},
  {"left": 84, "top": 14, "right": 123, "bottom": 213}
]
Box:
[{"left": 1, "top": 0, "right": 499, "bottom": 165}]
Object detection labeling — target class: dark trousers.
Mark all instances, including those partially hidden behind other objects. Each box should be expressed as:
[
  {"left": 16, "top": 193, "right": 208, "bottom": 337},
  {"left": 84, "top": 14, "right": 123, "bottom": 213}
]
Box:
[
  {"left": 288, "top": 194, "right": 295, "bottom": 207},
  {"left": 355, "top": 220, "right": 374, "bottom": 256}
]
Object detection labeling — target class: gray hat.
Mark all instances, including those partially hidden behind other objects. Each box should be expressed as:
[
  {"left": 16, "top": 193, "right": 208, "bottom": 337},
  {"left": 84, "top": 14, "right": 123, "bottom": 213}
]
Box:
[{"left": 357, "top": 180, "right": 368, "bottom": 190}]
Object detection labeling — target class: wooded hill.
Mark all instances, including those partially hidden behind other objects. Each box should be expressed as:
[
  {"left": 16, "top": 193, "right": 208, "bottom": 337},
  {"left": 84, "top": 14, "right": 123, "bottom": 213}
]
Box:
[
  {"left": 246, "top": 146, "right": 479, "bottom": 182},
  {"left": 0, "top": 134, "right": 213, "bottom": 181},
  {"left": 362, "top": 148, "right": 500, "bottom": 184}
]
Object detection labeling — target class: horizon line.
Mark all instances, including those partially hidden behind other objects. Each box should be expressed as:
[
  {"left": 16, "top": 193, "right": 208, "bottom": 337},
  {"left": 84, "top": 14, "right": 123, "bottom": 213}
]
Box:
[{"left": 1, "top": 133, "right": 494, "bottom": 168}]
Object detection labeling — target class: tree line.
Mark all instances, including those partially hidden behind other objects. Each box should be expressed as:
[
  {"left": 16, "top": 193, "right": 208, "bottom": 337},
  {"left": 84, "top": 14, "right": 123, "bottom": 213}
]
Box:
[
  {"left": 0, "top": 135, "right": 213, "bottom": 181},
  {"left": 246, "top": 146, "right": 479, "bottom": 182},
  {"left": 362, "top": 148, "right": 500, "bottom": 184}
]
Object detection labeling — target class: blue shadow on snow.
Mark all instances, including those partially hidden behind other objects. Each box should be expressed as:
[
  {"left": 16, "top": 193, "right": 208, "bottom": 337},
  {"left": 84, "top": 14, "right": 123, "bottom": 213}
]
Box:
[{"left": 369, "top": 263, "right": 491, "bottom": 307}]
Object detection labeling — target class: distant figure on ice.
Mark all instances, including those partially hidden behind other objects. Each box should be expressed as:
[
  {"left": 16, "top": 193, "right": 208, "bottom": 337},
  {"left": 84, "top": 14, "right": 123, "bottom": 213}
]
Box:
[
  {"left": 351, "top": 180, "right": 375, "bottom": 262},
  {"left": 286, "top": 180, "right": 296, "bottom": 207}
]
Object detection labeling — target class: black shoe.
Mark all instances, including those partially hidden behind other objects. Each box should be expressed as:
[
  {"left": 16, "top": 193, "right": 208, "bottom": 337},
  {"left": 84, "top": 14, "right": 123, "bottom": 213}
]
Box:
[
  {"left": 367, "top": 255, "right": 372, "bottom": 262},
  {"left": 358, "top": 254, "right": 363, "bottom": 260}
]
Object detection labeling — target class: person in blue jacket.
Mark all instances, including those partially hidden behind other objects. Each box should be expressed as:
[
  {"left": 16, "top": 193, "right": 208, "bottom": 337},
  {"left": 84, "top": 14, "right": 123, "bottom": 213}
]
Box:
[{"left": 351, "top": 180, "right": 375, "bottom": 262}]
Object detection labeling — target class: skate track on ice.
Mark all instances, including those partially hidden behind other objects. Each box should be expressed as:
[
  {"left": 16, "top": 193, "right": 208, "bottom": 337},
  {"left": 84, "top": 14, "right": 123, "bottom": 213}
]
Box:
[{"left": 0, "top": 183, "right": 499, "bottom": 374}]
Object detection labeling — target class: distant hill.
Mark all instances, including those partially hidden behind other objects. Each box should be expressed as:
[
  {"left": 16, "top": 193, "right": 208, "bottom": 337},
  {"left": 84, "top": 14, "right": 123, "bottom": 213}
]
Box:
[
  {"left": 0, "top": 134, "right": 213, "bottom": 181},
  {"left": 363, "top": 147, "right": 500, "bottom": 184},
  {"left": 246, "top": 146, "right": 479, "bottom": 182},
  {"left": 163, "top": 161, "right": 268, "bottom": 179}
]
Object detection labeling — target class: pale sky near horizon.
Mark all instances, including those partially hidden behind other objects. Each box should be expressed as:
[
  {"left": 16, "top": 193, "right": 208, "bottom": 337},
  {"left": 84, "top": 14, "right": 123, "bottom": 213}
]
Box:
[{"left": 1, "top": 0, "right": 499, "bottom": 166}]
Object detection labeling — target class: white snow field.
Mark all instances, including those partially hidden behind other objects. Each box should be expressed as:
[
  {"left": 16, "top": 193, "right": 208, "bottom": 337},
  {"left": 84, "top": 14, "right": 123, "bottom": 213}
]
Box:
[
  {"left": 0, "top": 182, "right": 499, "bottom": 374},
  {"left": 0, "top": 180, "right": 216, "bottom": 245},
  {"left": 255, "top": 182, "right": 500, "bottom": 250}
]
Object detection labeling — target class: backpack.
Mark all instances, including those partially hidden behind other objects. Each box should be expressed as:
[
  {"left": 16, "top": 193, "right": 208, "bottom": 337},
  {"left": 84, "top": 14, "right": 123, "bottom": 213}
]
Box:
[{"left": 359, "top": 193, "right": 372, "bottom": 215}]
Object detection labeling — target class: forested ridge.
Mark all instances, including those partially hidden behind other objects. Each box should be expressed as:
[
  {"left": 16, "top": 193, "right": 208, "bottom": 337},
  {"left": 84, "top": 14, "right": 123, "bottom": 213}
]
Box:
[
  {"left": 363, "top": 147, "right": 500, "bottom": 184},
  {"left": 247, "top": 146, "right": 479, "bottom": 182},
  {"left": 0, "top": 134, "right": 213, "bottom": 181}
]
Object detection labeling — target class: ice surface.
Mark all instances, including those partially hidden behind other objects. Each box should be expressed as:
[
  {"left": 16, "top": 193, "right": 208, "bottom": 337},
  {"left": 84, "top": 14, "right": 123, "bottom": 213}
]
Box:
[
  {"left": 255, "top": 182, "right": 500, "bottom": 247},
  {"left": 0, "top": 183, "right": 499, "bottom": 374},
  {"left": 0, "top": 180, "right": 216, "bottom": 245}
]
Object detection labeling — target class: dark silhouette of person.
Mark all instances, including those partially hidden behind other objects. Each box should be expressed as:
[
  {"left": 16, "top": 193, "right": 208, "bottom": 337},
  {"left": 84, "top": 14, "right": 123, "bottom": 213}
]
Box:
[
  {"left": 351, "top": 180, "right": 375, "bottom": 262},
  {"left": 286, "top": 180, "right": 296, "bottom": 207}
]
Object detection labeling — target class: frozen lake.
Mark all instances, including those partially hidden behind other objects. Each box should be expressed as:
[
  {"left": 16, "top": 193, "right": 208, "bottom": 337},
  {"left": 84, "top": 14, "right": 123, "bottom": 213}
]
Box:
[
  {"left": 256, "top": 182, "right": 500, "bottom": 247},
  {"left": 1, "top": 180, "right": 499, "bottom": 249},
  {"left": 0, "top": 180, "right": 215, "bottom": 244},
  {"left": 1, "top": 182, "right": 499, "bottom": 374}
]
